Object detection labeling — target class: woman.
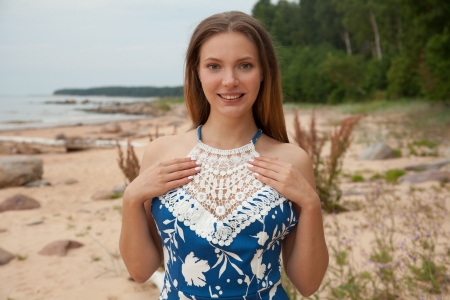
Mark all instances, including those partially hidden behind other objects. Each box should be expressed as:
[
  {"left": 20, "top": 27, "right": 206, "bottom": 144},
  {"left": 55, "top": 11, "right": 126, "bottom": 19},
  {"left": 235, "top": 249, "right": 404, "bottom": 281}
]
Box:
[{"left": 119, "top": 11, "right": 328, "bottom": 299}]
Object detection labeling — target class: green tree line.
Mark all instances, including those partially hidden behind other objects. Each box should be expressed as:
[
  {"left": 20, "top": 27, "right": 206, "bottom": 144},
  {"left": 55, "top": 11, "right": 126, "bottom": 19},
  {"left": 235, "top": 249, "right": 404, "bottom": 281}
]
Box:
[
  {"left": 252, "top": 0, "right": 450, "bottom": 103},
  {"left": 54, "top": 86, "right": 183, "bottom": 98}
]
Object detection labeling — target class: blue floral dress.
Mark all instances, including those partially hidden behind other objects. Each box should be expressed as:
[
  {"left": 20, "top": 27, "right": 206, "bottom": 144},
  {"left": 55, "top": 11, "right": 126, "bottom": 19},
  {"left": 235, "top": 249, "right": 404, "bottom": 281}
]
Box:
[{"left": 151, "top": 127, "right": 298, "bottom": 299}]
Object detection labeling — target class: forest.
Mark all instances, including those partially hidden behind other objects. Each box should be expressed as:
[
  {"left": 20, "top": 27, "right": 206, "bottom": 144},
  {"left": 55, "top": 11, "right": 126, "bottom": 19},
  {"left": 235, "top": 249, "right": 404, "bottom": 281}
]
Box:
[
  {"left": 251, "top": 0, "right": 450, "bottom": 103},
  {"left": 54, "top": 0, "right": 448, "bottom": 104},
  {"left": 53, "top": 86, "right": 183, "bottom": 98}
]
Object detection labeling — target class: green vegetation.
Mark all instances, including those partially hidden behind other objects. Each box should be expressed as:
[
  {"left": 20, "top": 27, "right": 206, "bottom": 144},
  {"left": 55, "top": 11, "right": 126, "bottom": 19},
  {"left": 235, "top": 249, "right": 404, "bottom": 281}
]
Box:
[
  {"left": 385, "top": 169, "right": 406, "bottom": 183},
  {"left": 108, "top": 193, "right": 123, "bottom": 200},
  {"left": 408, "top": 139, "right": 439, "bottom": 157},
  {"left": 54, "top": 86, "right": 183, "bottom": 98},
  {"left": 16, "top": 254, "right": 27, "bottom": 261},
  {"left": 351, "top": 174, "right": 364, "bottom": 182},
  {"left": 153, "top": 96, "right": 184, "bottom": 111},
  {"left": 252, "top": 0, "right": 450, "bottom": 103},
  {"left": 320, "top": 187, "right": 450, "bottom": 300},
  {"left": 392, "top": 149, "right": 402, "bottom": 158},
  {"left": 370, "top": 173, "right": 383, "bottom": 180}
]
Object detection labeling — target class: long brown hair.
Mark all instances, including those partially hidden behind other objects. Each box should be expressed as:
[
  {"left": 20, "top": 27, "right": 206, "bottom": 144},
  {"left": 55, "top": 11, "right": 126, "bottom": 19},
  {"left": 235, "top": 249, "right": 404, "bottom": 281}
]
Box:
[{"left": 184, "top": 11, "right": 289, "bottom": 143}]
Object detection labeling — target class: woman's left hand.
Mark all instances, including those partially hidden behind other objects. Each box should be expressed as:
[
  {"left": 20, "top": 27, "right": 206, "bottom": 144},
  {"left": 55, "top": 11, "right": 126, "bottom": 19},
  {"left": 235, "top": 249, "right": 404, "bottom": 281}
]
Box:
[{"left": 247, "top": 155, "right": 319, "bottom": 209}]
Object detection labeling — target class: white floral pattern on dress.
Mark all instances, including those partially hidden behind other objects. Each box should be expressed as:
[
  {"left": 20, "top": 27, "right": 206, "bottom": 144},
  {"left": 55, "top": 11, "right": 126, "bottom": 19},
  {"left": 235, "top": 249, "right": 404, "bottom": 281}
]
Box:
[{"left": 182, "top": 252, "right": 210, "bottom": 287}]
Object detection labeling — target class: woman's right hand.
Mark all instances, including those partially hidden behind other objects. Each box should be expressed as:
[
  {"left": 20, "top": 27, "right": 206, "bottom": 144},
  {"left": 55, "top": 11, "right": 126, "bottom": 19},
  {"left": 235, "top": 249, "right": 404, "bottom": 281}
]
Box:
[{"left": 124, "top": 157, "right": 201, "bottom": 205}]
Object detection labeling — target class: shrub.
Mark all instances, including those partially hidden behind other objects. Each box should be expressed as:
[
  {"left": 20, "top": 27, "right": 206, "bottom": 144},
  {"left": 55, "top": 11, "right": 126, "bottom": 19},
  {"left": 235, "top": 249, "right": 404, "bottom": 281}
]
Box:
[
  {"left": 293, "top": 111, "right": 362, "bottom": 212},
  {"left": 116, "top": 139, "right": 140, "bottom": 184}
]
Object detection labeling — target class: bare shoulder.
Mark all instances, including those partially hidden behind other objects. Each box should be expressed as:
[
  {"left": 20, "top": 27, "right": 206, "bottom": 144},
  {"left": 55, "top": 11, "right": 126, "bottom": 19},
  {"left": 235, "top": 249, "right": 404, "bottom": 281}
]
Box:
[
  {"left": 140, "top": 129, "right": 197, "bottom": 173},
  {"left": 257, "top": 135, "right": 311, "bottom": 167},
  {"left": 256, "top": 134, "right": 315, "bottom": 186}
]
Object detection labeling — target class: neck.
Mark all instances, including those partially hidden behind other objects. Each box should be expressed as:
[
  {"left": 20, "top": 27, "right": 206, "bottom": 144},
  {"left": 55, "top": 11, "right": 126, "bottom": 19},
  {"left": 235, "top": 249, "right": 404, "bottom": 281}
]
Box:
[{"left": 201, "top": 112, "right": 258, "bottom": 150}]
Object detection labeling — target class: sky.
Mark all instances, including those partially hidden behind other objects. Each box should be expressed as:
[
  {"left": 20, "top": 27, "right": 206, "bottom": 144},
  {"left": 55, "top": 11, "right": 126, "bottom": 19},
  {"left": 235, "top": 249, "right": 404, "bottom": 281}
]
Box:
[{"left": 0, "top": 0, "right": 260, "bottom": 95}]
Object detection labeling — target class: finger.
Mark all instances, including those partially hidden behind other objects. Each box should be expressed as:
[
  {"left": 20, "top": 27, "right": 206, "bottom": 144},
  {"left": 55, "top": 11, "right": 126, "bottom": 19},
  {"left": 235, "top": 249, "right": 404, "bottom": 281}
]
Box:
[
  {"left": 247, "top": 164, "right": 281, "bottom": 182},
  {"left": 164, "top": 165, "right": 201, "bottom": 182},
  {"left": 165, "top": 176, "right": 194, "bottom": 190},
  {"left": 253, "top": 172, "right": 280, "bottom": 190},
  {"left": 160, "top": 157, "right": 198, "bottom": 167},
  {"left": 164, "top": 160, "right": 201, "bottom": 173},
  {"left": 248, "top": 158, "right": 284, "bottom": 173},
  {"left": 253, "top": 155, "right": 289, "bottom": 168}
]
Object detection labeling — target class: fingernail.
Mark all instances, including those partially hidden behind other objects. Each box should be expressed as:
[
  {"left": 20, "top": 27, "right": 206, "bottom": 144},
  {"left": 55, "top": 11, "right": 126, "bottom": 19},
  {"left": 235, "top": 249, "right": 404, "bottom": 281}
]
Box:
[
  {"left": 254, "top": 173, "right": 259, "bottom": 177},
  {"left": 246, "top": 163, "right": 253, "bottom": 168},
  {"left": 188, "top": 176, "right": 193, "bottom": 179},
  {"left": 255, "top": 153, "right": 260, "bottom": 157},
  {"left": 248, "top": 158, "right": 254, "bottom": 162},
  {"left": 195, "top": 167, "right": 201, "bottom": 171},
  {"left": 196, "top": 161, "right": 202, "bottom": 165},
  {"left": 191, "top": 156, "right": 197, "bottom": 160}
]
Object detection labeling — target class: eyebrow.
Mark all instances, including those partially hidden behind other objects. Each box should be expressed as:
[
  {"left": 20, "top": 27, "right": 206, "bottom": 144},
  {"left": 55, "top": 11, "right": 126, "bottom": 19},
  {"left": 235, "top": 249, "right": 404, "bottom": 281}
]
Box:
[{"left": 202, "top": 56, "right": 257, "bottom": 62}]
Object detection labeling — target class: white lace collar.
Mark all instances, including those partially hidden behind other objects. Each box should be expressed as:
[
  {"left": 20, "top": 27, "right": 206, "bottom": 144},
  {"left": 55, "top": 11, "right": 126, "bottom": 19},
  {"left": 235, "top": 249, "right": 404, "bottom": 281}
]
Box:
[{"left": 159, "top": 130, "right": 287, "bottom": 246}]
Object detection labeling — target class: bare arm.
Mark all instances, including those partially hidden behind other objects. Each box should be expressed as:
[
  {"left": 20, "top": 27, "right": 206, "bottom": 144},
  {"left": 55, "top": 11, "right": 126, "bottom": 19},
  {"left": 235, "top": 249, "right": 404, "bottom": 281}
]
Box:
[
  {"left": 119, "top": 138, "right": 200, "bottom": 283},
  {"left": 247, "top": 146, "right": 328, "bottom": 296}
]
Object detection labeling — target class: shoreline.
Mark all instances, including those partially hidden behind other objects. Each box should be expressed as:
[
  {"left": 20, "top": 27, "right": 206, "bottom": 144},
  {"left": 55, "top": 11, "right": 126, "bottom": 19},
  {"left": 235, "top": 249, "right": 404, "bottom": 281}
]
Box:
[{"left": 0, "top": 114, "right": 148, "bottom": 132}]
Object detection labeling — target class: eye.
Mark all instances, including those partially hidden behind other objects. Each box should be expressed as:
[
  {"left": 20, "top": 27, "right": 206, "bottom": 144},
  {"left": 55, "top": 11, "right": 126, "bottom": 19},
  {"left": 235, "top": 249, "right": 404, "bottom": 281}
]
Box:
[
  {"left": 207, "top": 64, "right": 220, "bottom": 70},
  {"left": 241, "top": 63, "right": 252, "bottom": 70}
]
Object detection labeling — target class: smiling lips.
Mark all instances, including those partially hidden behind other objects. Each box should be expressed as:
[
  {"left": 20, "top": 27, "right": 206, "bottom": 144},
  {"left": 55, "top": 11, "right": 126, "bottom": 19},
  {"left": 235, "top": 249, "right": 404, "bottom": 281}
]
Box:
[{"left": 218, "top": 94, "right": 244, "bottom": 100}]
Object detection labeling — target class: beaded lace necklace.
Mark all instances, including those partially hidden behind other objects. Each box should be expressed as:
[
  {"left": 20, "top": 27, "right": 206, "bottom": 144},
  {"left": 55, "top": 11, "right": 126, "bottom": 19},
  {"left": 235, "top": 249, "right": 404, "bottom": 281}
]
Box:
[{"left": 185, "top": 125, "right": 263, "bottom": 220}]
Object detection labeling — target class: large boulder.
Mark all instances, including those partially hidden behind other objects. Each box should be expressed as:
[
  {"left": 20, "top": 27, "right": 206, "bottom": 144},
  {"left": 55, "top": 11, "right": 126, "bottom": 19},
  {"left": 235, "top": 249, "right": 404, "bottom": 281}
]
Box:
[
  {"left": 0, "top": 156, "right": 43, "bottom": 188},
  {"left": 38, "top": 240, "right": 84, "bottom": 257},
  {"left": 0, "top": 194, "right": 41, "bottom": 212},
  {"left": 358, "top": 142, "right": 395, "bottom": 160},
  {"left": 399, "top": 170, "right": 450, "bottom": 184}
]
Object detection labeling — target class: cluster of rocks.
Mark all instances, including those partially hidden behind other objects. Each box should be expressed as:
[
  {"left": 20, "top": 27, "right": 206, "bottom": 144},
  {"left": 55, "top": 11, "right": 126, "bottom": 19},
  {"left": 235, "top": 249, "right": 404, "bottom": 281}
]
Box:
[
  {"left": 45, "top": 99, "right": 77, "bottom": 105},
  {"left": 0, "top": 192, "right": 85, "bottom": 266},
  {"left": 0, "top": 239, "right": 85, "bottom": 266},
  {"left": 0, "top": 124, "right": 148, "bottom": 155},
  {"left": 358, "top": 142, "right": 450, "bottom": 184},
  {"left": 80, "top": 101, "right": 166, "bottom": 116},
  {"left": 0, "top": 155, "right": 125, "bottom": 266}
]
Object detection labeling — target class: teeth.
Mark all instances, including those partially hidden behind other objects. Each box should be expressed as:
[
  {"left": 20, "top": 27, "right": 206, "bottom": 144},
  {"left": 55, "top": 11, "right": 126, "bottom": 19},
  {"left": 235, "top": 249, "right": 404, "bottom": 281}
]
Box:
[{"left": 220, "top": 94, "right": 242, "bottom": 100}]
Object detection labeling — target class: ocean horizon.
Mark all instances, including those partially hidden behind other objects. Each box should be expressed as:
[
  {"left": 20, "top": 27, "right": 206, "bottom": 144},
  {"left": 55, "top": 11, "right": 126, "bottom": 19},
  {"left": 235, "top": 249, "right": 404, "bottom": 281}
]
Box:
[{"left": 0, "top": 94, "right": 154, "bottom": 131}]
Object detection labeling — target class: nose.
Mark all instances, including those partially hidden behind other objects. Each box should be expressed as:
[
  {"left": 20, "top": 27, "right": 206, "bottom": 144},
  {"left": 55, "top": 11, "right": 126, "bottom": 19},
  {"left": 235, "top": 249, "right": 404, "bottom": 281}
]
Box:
[{"left": 222, "top": 69, "right": 239, "bottom": 87}]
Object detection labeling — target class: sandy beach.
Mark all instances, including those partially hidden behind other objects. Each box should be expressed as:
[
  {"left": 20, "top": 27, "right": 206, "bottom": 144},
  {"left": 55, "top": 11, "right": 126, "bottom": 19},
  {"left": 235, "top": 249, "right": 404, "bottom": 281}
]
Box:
[{"left": 1, "top": 104, "right": 449, "bottom": 299}]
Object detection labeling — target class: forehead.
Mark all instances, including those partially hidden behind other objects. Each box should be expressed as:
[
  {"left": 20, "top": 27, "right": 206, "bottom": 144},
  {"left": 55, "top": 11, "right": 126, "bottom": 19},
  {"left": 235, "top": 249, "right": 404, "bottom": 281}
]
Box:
[{"left": 199, "top": 32, "right": 259, "bottom": 60}]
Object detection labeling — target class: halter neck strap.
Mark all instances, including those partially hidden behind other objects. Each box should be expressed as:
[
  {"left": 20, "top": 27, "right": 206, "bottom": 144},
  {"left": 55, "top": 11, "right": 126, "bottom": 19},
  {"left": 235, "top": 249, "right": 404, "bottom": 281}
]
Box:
[{"left": 197, "top": 125, "right": 262, "bottom": 144}]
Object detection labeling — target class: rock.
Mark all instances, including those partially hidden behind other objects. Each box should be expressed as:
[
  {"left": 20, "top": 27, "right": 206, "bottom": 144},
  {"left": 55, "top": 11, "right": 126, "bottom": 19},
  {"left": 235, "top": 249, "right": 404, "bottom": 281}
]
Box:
[
  {"left": 399, "top": 170, "right": 450, "bottom": 184},
  {"left": 112, "top": 183, "right": 127, "bottom": 194},
  {"left": 25, "top": 220, "right": 44, "bottom": 226},
  {"left": 0, "top": 194, "right": 41, "bottom": 213},
  {"left": 24, "top": 179, "right": 51, "bottom": 188},
  {"left": 358, "top": 142, "right": 395, "bottom": 160},
  {"left": 0, "top": 156, "right": 43, "bottom": 188},
  {"left": 101, "top": 123, "right": 122, "bottom": 134},
  {"left": 404, "top": 158, "right": 450, "bottom": 171},
  {"left": 91, "top": 190, "right": 116, "bottom": 200},
  {"left": 118, "top": 131, "right": 136, "bottom": 138},
  {"left": 38, "top": 240, "right": 84, "bottom": 257},
  {"left": 56, "top": 178, "right": 78, "bottom": 185},
  {"left": 0, "top": 248, "right": 15, "bottom": 265}
]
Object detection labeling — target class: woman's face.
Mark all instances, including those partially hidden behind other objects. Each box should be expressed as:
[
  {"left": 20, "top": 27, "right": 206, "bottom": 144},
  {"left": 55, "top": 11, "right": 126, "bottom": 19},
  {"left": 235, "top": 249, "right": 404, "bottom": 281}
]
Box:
[{"left": 198, "top": 32, "right": 262, "bottom": 120}]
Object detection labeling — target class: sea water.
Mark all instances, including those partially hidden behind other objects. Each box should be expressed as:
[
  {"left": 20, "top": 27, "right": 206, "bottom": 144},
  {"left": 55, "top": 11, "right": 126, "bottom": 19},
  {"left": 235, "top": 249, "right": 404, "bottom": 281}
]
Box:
[{"left": 0, "top": 95, "right": 153, "bottom": 131}]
